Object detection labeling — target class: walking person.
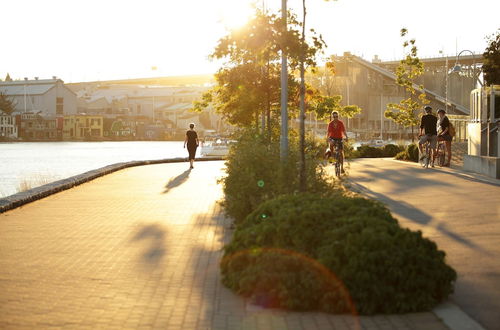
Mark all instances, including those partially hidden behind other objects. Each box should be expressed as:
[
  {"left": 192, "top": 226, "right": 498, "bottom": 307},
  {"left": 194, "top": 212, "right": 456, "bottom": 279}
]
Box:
[
  {"left": 437, "top": 109, "right": 452, "bottom": 167},
  {"left": 184, "top": 123, "right": 199, "bottom": 169}
]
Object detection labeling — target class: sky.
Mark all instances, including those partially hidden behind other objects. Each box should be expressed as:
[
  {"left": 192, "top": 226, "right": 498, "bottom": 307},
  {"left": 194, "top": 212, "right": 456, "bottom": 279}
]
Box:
[{"left": 1, "top": 0, "right": 499, "bottom": 83}]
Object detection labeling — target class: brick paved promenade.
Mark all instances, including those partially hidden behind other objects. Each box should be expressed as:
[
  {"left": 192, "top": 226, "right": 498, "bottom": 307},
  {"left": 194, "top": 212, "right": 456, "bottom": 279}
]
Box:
[{"left": 0, "top": 161, "right": 448, "bottom": 329}]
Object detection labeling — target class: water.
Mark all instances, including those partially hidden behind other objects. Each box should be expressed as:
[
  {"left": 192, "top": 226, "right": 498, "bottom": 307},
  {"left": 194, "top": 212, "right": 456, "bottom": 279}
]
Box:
[{"left": 0, "top": 141, "right": 188, "bottom": 197}]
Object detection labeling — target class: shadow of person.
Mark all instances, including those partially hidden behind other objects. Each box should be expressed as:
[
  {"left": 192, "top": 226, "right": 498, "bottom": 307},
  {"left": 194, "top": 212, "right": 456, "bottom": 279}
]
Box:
[{"left": 162, "top": 169, "right": 191, "bottom": 194}]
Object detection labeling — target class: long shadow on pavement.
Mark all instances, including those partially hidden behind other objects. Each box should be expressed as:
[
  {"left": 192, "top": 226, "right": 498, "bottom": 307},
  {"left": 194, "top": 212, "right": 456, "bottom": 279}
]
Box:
[
  {"left": 162, "top": 169, "right": 191, "bottom": 194},
  {"left": 350, "top": 166, "right": 454, "bottom": 196},
  {"left": 348, "top": 181, "right": 488, "bottom": 254}
]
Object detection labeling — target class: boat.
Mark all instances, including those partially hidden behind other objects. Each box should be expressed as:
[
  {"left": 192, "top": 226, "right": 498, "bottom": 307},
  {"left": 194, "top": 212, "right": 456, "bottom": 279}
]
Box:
[{"left": 200, "top": 136, "right": 235, "bottom": 157}]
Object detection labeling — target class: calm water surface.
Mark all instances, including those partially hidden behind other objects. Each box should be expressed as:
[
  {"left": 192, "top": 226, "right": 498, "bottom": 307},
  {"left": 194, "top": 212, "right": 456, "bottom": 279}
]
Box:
[{"left": 0, "top": 141, "right": 189, "bottom": 197}]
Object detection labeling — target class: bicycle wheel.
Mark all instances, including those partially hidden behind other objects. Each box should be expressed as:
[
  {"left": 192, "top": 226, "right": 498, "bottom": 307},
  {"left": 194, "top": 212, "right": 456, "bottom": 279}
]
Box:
[
  {"left": 335, "top": 162, "right": 341, "bottom": 177},
  {"left": 437, "top": 144, "right": 445, "bottom": 167},
  {"left": 424, "top": 145, "right": 430, "bottom": 168}
]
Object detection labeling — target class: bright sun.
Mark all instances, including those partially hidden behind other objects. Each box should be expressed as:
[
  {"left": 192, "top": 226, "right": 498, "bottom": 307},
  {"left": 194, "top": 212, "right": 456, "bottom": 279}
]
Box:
[{"left": 218, "top": 0, "right": 255, "bottom": 30}]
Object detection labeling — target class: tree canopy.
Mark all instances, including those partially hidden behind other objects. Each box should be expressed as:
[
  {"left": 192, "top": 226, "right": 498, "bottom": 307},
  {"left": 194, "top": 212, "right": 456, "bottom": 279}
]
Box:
[
  {"left": 385, "top": 28, "right": 429, "bottom": 130},
  {"left": 483, "top": 30, "right": 500, "bottom": 86},
  {"left": 0, "top": 92, "right": 16, "bottom": 115},
  {"left": 193, "top": 10, "right": 327, "bottom": 130}
]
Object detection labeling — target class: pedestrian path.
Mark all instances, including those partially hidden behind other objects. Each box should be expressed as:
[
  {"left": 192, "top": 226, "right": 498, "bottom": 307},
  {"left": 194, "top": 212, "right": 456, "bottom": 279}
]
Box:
[
  {"left": 345, "top": 158, "right": 499, "bottom": 330},
  {"left": 0, "top": 161, "right": 448, "bottom": 329}
]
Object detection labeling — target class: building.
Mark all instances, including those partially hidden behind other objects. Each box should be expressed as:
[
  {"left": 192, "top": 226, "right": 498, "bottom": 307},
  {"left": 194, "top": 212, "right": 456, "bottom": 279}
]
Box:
[
  {"left": 0, "top": 111, "right": 18, "bottom": 139},
  {"left": 62, "top": 114, "right": 104, "bottom": 140},
  {"left": 308, "top": 53, "right": 476, "bottom": 140},
  {"left": 0, "top": 78, "right": 77, "bottom": 116},
  {"left": 19, "top": 113, "right": 60, "bottom": 141}
]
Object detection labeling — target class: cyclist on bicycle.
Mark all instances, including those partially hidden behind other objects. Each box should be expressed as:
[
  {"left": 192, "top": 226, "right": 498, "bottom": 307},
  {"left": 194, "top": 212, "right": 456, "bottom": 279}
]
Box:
[
  {"left": 326, "top": 111, "right": 348, "bottom": 173},
  {"left": 437, "top": 109, "right": 452, "bottom": 167},
  {"left": 418, "top": 105, "right": 438, "bottom": 165}
]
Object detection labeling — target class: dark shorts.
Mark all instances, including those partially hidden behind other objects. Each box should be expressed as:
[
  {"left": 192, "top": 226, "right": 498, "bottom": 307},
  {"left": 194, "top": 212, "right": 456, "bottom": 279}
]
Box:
[
  {"left": 328, "top": 138, "right": 343, "bottom": 150},
  {"left": 438, "top": 134, "right": 452, "bottom": 142},
  {"left": 187, "top": 144, "right": 197, "bottom": 160}
]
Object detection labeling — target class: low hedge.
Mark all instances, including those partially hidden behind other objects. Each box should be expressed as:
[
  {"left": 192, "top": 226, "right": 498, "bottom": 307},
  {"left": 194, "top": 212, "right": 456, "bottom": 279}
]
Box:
[
  {"left": 221, "top": 193, "right": 457, "bottom": 314},
  {"left": 350, "top": 144, "right": 404, "bottom": 158},
  {"left": 395, "top": 143, "right": 419, "bottom": 162}
]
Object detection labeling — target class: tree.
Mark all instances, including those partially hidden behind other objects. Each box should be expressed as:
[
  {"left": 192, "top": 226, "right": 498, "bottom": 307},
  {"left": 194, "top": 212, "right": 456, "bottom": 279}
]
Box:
[
  {"left": 4, "top": 73, "right": 13, "bottom": 82},
  {"left": 385, "top": 28, "right": 429, "bottom": 141},
  {"left": 0, "top": 92, "right": 16, "bottom": 115},
  {"left": 483, "top": 29, "right": 500, "bottom": 86},
  {"left": 193, "top": 10, "right": 325, "bottom": 132}
]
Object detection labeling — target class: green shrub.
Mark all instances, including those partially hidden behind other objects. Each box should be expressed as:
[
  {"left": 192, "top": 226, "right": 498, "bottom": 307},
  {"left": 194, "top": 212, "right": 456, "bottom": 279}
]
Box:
[
  {"left": 407, "top": 143, "right": 419, "bottom": 162},
  {"left": 382, "top": 144, "right": 404, "bottom": 157},
  {"left": 394, "top": 144, "right": 419, "bottom": 162},
  {"left": 221, "top": 130, "right": 335, "bottom": 224},
  {"left": 354, "top": 145, "right": 384, "bottom": 158},
  {"left": 395, "top": 150, "right": 409, "bottom": 160},
  {"left": 221, "top": 193, "right": 457, "bottom": 314}
]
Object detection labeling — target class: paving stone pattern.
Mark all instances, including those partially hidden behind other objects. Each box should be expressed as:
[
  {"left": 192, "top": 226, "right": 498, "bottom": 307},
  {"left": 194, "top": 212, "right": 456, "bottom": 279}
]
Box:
[{"left": 0, "top": 161, "right": 448, "bottom": 329}]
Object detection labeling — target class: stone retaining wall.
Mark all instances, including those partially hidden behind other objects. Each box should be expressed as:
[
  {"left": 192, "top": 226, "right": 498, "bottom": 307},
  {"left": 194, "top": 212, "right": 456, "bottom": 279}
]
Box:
[{"left": 0, "top": 157, "right": 224, "bottom": 213}]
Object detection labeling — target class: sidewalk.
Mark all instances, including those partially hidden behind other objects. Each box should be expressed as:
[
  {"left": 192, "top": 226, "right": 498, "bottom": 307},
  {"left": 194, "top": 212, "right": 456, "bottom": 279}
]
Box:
[{"left": 0, "top": 161, "right": 449, "bottom": 329}]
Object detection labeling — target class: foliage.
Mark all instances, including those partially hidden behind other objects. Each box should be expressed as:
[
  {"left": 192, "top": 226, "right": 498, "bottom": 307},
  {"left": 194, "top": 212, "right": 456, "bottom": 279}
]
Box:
[
  {"left": 309, "top": 92, "right": 361, "bottom": 121},
  {"left": 483, "top": 29, "right": 500, "bottom": 86},
  {"left": 395, "top": 143, "right": 419, "bottom": 162},
  {"left": 193, "top": 9, "right": 326, "bottom": 130},
  {"left": 221, "top": 193, "right": 457, "bottom": 314},
  {"left": 382, "top": 144, "right": 404, "bottom": 157},
  {"left": 0, "top": 92, "right": 16, "bottom": 115},
  {"left": 385, "top": 28, "right": 429, "bottom": 129},
  {"left": 349, "top": 144, "right": 404, "bottom": 158},
  {"left": 221, "top": 129, "right": 335, "bottom": 224}
]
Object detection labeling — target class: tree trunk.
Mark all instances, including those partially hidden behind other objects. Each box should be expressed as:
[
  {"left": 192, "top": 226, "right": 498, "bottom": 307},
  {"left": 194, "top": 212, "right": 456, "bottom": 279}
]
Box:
[
  {"left": 266, "top": 58, "right": 271, "bottom": 138},
  {"left": 299, "top": 0, "right": 307, "bottom": 192}
]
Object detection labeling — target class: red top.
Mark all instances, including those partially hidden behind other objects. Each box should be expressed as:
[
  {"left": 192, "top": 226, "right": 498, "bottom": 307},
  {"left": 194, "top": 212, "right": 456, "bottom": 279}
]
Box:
[{"left": 327, "top": 120, "right": 346, "bottom": 139}]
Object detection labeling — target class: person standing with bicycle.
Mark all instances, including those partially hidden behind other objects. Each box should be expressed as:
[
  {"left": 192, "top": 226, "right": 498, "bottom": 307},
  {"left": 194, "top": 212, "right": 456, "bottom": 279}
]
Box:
[
  {"left": 418, "top": 105, "right": 438, "bottom": 166},
  {"left": 326, "top": 111, "right": 348, "bottom": 174},
  {"left": 437, "top": 109, "right": 452, "bottom": 167}
]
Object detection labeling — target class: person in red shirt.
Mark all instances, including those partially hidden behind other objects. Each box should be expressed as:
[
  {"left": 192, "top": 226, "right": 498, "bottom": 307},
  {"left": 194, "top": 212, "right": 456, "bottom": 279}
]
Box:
[{"left": 326, "top": 111, "right": 348, "bottom": 173}]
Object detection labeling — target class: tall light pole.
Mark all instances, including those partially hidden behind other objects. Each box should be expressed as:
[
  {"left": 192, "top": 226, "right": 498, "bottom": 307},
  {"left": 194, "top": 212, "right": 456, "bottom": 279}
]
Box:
[
  {"left": 280, "top": 0, "right": 288, "bottom": 160},
  {"left": 449, "top": 50, "right": 483, "bottom": 89}
]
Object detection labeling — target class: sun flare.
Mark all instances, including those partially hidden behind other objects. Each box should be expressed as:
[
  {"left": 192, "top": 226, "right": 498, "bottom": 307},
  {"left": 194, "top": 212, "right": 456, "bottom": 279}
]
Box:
[{"left": 218, "top": 0, "right": 255, "bottom": 30}]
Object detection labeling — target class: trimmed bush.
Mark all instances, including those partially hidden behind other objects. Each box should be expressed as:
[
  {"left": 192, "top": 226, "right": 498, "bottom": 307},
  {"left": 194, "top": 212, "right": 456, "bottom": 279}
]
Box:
[
  {"left": 354, "top": 145, "right": 384, "bottom": 158},
  {"left": 395, "top": 143, "right": 419, "bottom": 162},
  {"left": 221, "top": 193, "right": 457, "bottom": 314},
  {"left": 382, "top": 144, "right": 404, "bottom": 157}
]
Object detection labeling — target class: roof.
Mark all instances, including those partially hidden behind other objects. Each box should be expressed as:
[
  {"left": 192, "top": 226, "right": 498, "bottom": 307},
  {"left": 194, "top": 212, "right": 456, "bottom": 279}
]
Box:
[
  {"left": 159, "top": 102, "right": 193, "bottom": 111},
  {"left": 0, "top": 84, "right": 55, "bottom": 96},
  {"left": 0, "top": 78, "right": 77, "bottom": 96}
]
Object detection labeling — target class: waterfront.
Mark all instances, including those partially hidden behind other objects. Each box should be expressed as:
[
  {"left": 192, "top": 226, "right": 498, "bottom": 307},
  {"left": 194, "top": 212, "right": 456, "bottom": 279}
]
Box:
[{"left": 0, "top": 141, "right": 187, "bottom": 197}]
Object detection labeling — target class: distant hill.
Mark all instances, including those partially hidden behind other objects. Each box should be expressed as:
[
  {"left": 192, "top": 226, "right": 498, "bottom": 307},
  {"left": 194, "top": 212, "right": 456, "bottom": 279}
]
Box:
[{"left": 67, "top": 74, "right": 215, "bottom": 88}]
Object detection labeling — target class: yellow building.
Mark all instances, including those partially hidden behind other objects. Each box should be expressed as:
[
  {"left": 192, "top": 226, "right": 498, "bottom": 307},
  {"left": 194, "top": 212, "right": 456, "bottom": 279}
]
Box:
[{"left": 63, "top": 115, "right": 104, "bottom": 140}]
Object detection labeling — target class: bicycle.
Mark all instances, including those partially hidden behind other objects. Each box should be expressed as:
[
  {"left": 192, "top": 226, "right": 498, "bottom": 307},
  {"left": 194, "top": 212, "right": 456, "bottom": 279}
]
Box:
[
  {"left": 436, "top": 139, "right": 446, "bottom": 167},
  {"left": 419, "top": 139, "right": 432, "bottom": 168},
  {"left": 329, "top": 139, "right": 343, "bottom": 177}
]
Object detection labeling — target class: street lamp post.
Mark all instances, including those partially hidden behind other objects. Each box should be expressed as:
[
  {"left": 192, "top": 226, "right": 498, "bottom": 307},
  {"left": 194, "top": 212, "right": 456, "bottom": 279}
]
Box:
[
  {"left": 280, "top": 0, "right": 288, "bottom": 161},
  {"left": 449, "top": 49, "right": 483, "bottom": 90}
]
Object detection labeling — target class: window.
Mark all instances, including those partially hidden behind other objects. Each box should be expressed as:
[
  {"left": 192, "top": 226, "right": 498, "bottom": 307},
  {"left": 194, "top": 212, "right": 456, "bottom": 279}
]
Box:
[{"left": 56, "top": 97, "right": 63, "bottom": 115}]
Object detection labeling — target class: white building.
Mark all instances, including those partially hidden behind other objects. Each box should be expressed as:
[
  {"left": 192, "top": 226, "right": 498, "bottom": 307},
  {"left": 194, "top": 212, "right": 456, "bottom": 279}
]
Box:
[
  {"left": 0, "top": 78, "right": 77, "bottom": 116},
  {"left": 0, "top": 111, "right": 18, "bottom": 139}
]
